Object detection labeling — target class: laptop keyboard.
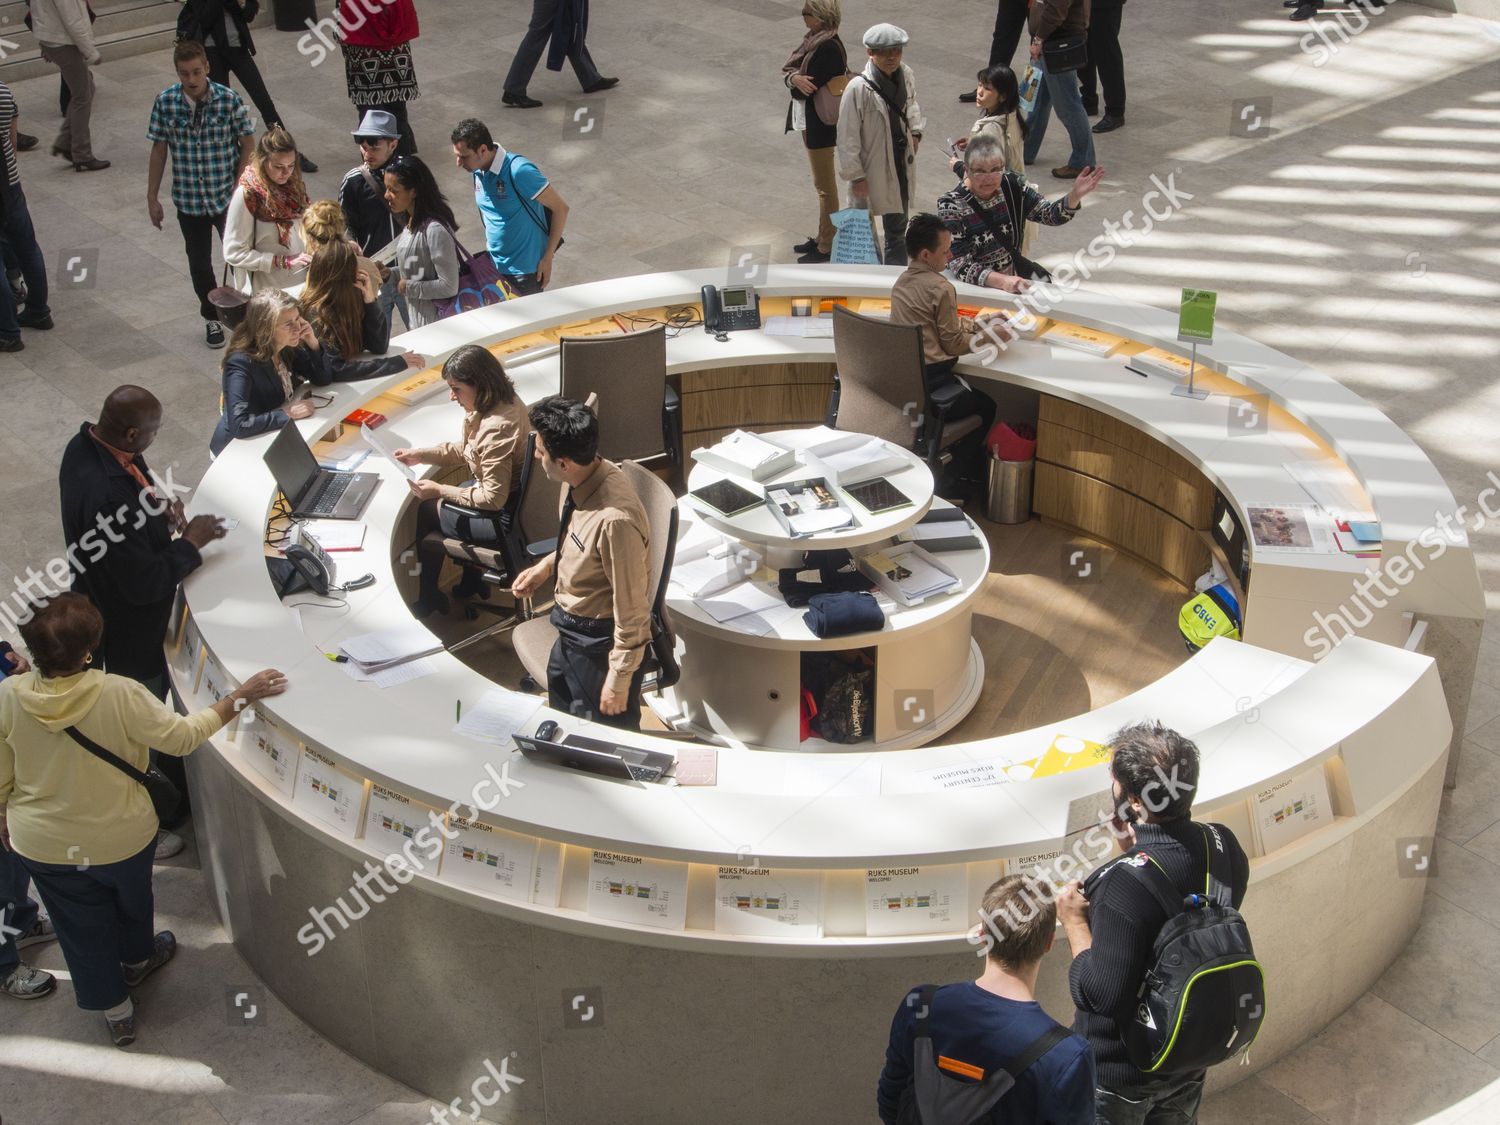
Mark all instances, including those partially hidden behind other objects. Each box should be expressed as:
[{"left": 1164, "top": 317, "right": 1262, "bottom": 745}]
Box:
[
  {"left": 626, "top": 764, "right": 664, "bottom": 782},
  {"left": 306, "top": 475, "right": 352, "bottom": 515}
]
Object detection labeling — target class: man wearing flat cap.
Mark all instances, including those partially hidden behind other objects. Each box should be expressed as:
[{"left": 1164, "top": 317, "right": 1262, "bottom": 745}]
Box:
[{"left": 836, "top": 22, "right": 925, "bottom": 266}]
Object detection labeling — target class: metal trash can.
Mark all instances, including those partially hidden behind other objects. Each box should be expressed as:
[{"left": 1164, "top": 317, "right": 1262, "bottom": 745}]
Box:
[{"left": 986, "top": 457, "right": 1035, "bottom": 524}]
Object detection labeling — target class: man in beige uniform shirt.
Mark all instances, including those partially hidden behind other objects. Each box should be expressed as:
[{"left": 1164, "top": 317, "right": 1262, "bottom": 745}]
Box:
[{"left": 511, "top": 397, "right": 652, "bottom": 730}]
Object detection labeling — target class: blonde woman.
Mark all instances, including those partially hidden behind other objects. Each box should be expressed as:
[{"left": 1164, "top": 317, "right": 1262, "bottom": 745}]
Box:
[
  {"left": 222, "top": 126, "right": 311, "bottom": 294},
  {"left": 300, "top": 198, "right": 385, "bottom": 293},
  {"left": 782, "top": 0, "right": 847, "bottom": 264},
  {"left": 209, "top": 289, "right": 422, "bottom": 455},
  {"left": 301, "top": 240, "right": 394, "bottom": 360}
]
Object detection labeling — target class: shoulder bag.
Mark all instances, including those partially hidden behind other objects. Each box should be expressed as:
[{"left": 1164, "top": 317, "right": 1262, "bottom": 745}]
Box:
[
  {"left": 502, "top": 154, "right": 564, "bottom": 254},
  {"left": 1041, "top": 31, "right": 1088, "bottom": 73},
  {"left": 432, "top": 222, "right": 518, "bottom": 320},
  {"left": 810, "top": 41, "right": 855, "bottom": 128},
  {"left": 63, "top": 725, "right": 182, "bottom": 825}
]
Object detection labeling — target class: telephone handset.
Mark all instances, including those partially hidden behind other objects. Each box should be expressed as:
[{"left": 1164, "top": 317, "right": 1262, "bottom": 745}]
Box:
[
  {"left": 283, "top": 526, "right": 338, "bottom": 597},
  {"left": 701, "top": 284, "right": 761, "bottom": 341}
]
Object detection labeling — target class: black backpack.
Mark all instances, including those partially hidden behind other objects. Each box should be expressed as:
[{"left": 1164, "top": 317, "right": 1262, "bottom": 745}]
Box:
[
  {"left": 895, "top": 984, "right": 1072, "bottom": 1125},
  {"left": 1114, "top": 824, "right": 1265, "bottom": 1075}
]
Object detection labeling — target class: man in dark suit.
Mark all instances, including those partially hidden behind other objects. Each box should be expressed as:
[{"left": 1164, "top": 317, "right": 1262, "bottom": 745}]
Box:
[
  {"left": 958, "top": 0, "right": 1030, "bottom": 102},
  {"left": 1080, "top": 0, "right": 1126, "bottom": 133}
]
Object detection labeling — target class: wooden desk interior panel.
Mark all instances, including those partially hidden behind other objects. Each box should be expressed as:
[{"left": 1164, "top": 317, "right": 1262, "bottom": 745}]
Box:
[
  {"left": 1035, "top": 462, "right": 1211, "bottom": 585},
  {"left": 1040, "top": 395, "right": 1203, "bottom": 483},
  {"left": 1038, "top": 425, "right": 1214, "bottom": 527},
  {"left": 680, "top": 362, "right": 835, "bottom": 443}
]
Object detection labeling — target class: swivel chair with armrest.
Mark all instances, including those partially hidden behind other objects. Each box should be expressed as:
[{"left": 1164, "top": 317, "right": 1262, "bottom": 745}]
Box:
[
  {"left": 559, "top": 325, "right": 682, "bottom": 469},
  {"left": 826, "top": 305, "right": 984, "bottom": 480}
]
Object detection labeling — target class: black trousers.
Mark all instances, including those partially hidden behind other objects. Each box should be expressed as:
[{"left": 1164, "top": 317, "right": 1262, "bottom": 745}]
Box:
[
  {"left": 546, "top": 607, "right": 646, "bottom": 730},
  {"left": 176, "top": 209, "right": 228, "bottom": 321},
  {"left": 925, "top": 360, "right": 997, "bottom": 488},
  {"left": 414, "top": 496, "right": 508, "bottom": 601},
  {"left": 987, "top": 0, "right": 1032, "bottom": 69},
  {"left": 1080, "top": 1, "right": 1127, "bottom": 115},
  {"left": 504, "top": 0, "right": 603, "bottom": 93},
  {"left": 205, "top": 44, "right": 284, "bottom": 134},
  {"left": 354, "top": 102, "right": 416, "bottom": 157}
]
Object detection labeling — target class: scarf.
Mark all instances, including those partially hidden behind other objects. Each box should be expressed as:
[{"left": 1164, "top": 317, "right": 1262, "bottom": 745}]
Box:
[
  {"left": 782, "top": 26, "right": 840, "bottom": 76},
  {"left": 238, "top": 163, "right": 308, "bottom": 249},
  {"left": 865, "top": 60, "right": 907, "bottom": 114}
]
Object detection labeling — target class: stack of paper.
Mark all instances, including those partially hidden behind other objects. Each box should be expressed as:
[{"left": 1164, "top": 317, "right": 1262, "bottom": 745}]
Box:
[
  {"left": 692, "top": 430, "right": 795, "bottom": 482},
  {"left": 763, "top": 315, "right": 834, "bottom": 339},
  {"left": 1043, "top": 322, "right": 1125, "bottom": 357},
  {"left": 385, "top": 371, "right": 444, "bottom": 405},
  {"left": 1283, "top": 461, "right": 1376, "bottom": 523},
  {"left": 340, "top": 625, "right": 444, "bottom": 672},
  {"left": 670, "top": 524, "right": 761, "bottom": 598},
  {"left": 857, "top": 543, "right": 960, "bottom": 605},
  {"left": 453, "top": 687, "right": 543, "bottom": 743},
  {"left": 1124, "top": 348, "right": 1194, "bottom": 380},
  {"left": 805, "top": 433, "right": 908, "bottom": 486},
  {"left": 301, "top": 520, "right": 367, "bottom": 552},
  {"left": 696, "top": 578, "right": 787, "bottom": 625},
  {"left": 1244, "top": 503, "right": 1339, "bottom": 554}
]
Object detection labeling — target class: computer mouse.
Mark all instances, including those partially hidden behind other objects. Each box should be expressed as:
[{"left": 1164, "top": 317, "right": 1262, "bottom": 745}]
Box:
[{"left": 535, "top": 719, "right": 561, "bottom": 742}]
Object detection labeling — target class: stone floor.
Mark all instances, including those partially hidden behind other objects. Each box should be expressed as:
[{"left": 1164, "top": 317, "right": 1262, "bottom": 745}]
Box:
[{"left": 2, "top": 0, "right": 1500, "bottom": 1121}]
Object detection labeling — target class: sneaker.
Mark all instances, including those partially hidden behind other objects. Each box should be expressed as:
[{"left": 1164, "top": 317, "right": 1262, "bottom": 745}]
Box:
[
  {"left": 206, "top": 321, "right": 226, "bottom": 349},
  {"left": 106, "top": 1002, "right": 138, "bottom": 1047},
  {"left": 796, "top": 249, "right": 831, "bottom": 263},
  {"left": 792, "top": 237, "right": 818, "bottom": 254},
  {"left": 2, "top": 962, "right": 56, "bottom": 999},
  {"left": 122, "top": 931, "right": 177, "bottom": 989},
  {"left": 15, "top": 916, "right": 56, "bottom": 950},
  {"left": 154, "top": 830, "right": 186, "bottom": 860}
]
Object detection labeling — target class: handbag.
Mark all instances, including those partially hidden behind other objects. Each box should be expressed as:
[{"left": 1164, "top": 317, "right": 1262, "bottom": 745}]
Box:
[
  {"left": 1041, "top": 31, "right": 1089, "bottom": 74},
  {"left": 809, "top": 41, "right": 854, "bottom": 128},
  {"left": 207, "top": 218, "right": 253, "bottom": 329},
  {"left": 433, "top": 225, "right": 519, "bottom": 320},
  {"left": 63, "top": 725, "right": 183, "bottom": 825}
]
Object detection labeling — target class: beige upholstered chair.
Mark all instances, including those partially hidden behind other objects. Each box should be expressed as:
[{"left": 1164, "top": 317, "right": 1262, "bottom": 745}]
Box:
[
  {"left": 559, "top": 325, "right": 681, "bottom": 465},
  {"left": 828, "top": 305, "right": 983, "bottom": 470}
]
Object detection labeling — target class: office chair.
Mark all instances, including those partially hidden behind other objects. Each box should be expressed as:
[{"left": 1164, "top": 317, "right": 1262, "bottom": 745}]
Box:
[
  {"left": 559, "top": 325, "right": 682, "bottom": 467},
  {"left": 826, "top": 305, "right": 984, "bottom": 475},
  {"left": 510, "top": 458, "right": 681, "bottom": 703}
]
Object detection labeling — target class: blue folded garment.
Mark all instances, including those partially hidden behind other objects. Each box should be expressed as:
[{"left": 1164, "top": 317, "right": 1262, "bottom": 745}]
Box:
[{"left": 802, "top": 591, "right": 884, "bottom": 638}]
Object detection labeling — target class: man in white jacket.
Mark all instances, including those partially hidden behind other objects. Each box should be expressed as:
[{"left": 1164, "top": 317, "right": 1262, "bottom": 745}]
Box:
[
  {"left": 31, "top": 0, "right": 108, "bottom": 171},
  {"left": 836, "top": 23, "right": 924, "bottom": 266}
]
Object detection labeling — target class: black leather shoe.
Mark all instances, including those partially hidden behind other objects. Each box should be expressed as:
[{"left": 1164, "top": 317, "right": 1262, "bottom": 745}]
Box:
[
  {"left": 793, "top": 237, "right": 818, "bottom": 254},
  {"left": 581, "top": 77, "right": 619, "bottom": 94},
  {"left": 74, "top": 157, "right": 111, "bottom": 172},
  {"left": 0, "top": 337, "right": 23, "bottom": 352},
  {"left": 1093, "top": 114, "right": 1124, "bottom": 134},
  {"left": 796, "top": 249, "right": 831, "bottom": 263},
  {"left": 1282, "top": 0, "right": 1300, "bottom": 6},
  {"left": 298, "top": 153, "right": 319, "bottom": 174},
  {"left": 958, "top": 90, "right": 978, "bottom": 104},
  {"left": 15, "top": 132, "right": 38, "bottom": 152},
  {"left": 503, "top": 90, "right": 543, "bottom": 109},
  {"left": 1290, "top": 2, "right": 1320, "bottom": 18},
  {"left": 16, "top": 312, "right": 53, "bottom": 330}
]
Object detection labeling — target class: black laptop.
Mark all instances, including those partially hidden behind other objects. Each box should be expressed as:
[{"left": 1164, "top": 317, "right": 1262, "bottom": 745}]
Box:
[
  {"left": 263, "top": 424, "right": 380, "bottom": 520},
  {"left": 512, "top": 730, "right": 676, "bottom": 783}
]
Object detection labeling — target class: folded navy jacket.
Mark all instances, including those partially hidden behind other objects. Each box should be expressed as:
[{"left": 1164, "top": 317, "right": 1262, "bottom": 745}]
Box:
[{"left": 802, "top": 591, "right": 885, "bottom": 638}]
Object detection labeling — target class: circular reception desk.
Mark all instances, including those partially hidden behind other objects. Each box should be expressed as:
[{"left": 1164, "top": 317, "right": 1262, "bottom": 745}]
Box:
[{"left": 175, "top": 266, "right": 1481, "bottom": 1125}]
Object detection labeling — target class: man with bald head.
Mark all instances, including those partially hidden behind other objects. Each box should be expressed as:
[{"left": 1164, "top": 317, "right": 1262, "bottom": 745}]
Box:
[{"left": 58, "top": 386, "right": 226, "bottom": 691}]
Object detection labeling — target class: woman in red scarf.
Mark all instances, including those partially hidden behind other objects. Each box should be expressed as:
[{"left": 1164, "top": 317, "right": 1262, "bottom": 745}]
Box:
[
  {"left": 222, "top": 126, "right": 311, "bottom": 294},
  {"left": 339, "top": 0, "right": 421, "bottom": 157},
  {"left": 782, "top": 0, "right": 848, "bottom": 264}
]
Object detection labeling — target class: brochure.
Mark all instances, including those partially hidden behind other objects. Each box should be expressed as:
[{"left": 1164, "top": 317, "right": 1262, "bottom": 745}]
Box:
[{"left": 764, "top": 477, "right": 855, "bottom": 537}]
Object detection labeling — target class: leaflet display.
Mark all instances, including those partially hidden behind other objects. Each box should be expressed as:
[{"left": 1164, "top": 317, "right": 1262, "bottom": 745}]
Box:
[
  {"left": 714, "top": 867, "right": 824, "bottom": 937},
  {"left": 864, "top": 864, "right": 967, "bottom": 936},
  {"left": 442, "top": 816, "right": 538, "bottom": 902},
  {"left": 364, "top": 784, "right": 445, "bottom": 876},
  {"left": 292, "top": 746, "right": 366, "bottom": 839},
  {"left": 586, "top": 850, "right": 689, "bottom": 930},
  {"left": 1252, "top": 766, "right": 1332, "bottom": 854},
  {"left": 236, "top": 711, "right": 300, "bottom": 798},
  {"left": 765, "top": 477, "right": 855, "bottom": 537}
]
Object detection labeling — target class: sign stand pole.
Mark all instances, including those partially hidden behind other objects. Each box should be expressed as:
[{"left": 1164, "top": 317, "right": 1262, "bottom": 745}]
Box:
[{"left": 1172, "top": 341, "right": 1209, "bottom": 400}]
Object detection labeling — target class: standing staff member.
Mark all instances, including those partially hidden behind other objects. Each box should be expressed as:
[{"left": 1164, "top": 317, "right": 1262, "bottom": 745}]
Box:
[
  {"left": 510, "top": 397, "right": 651, "bottom": 730},
  {"left": 145, "top": 40, "right": 256, "bottom": 350}
]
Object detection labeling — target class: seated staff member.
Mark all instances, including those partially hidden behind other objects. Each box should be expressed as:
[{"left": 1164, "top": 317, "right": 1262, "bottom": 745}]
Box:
[
  {"left": 939, "top": 134, "right": 1103, "bottom": 291},
  {"left": 209, "top": 290, "right": 423, "bottom": 456},
  {"left": 300, "top": 240, "right": 394, "bottom": 360},
  {"left": 222, "top": 126, "right": 312, "bottom": 294},
  {"left": 384, "top": 155, "right": 460, "bottom": 329},
  {"left": 889, "top": 213, "right": 1006, "bottom": 494},
  {"left": 510, "top": 397, "right": 652, "bottom": 730},
  {"left": 392, "top": 346, "right": 532, "bottom": 618}
]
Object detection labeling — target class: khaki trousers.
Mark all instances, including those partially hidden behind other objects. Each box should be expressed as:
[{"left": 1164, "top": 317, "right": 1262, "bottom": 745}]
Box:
[
  {"left": 805, "top": 144, "right": 839, "bottom": 254},
  {"left": 40, "top": 44, "right": 94, "bottom": 162}
]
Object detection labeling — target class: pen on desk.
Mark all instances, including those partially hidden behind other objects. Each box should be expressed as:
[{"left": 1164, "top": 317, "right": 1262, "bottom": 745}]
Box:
[
  {"left": 324, "top": 652, "right": 349, "bottom": 663},
  {"left": 456, "top": 699, "right": 462, "bottom": 722}
]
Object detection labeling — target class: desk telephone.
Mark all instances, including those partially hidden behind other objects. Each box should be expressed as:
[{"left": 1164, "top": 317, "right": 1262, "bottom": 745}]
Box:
[
  {"left": 283, "top": 526, "right": 338, "bottom": 597},
  {"left": 701, "top": 284, "right": 761, "bottom": 340}
]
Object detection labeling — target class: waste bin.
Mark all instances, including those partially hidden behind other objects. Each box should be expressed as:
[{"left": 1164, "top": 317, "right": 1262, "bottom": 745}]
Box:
[
  {"left": 272, "top": 0, "right": 319, "bottom": 32},
  {"left": 986, "top": 456, "right": 1034, "bottom": 524}
]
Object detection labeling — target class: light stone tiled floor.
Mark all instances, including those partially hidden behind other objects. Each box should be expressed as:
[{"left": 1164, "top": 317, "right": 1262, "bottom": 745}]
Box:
[{"left": 2, "top": 0, "right": 1500, "bottom": 1121}]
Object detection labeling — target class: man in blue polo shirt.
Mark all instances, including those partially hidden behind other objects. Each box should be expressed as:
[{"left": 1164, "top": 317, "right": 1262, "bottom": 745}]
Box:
[
  {"left": 450, "top": 117, "right": 569, "bottom": 296},
  {"left": 145, "top": 39, "right": 255, "bottom": 349},
  {"left": 878, "top": 874, "right": 1096, "bottom": 1124}
]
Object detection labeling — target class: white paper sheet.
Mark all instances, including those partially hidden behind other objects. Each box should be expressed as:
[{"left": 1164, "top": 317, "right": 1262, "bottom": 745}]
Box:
[
  {"left": 714, "top": 866, "right": 824, "bottom": 936},
  {"left": 292, "top": 748, "right": 363, "bottom": 838},
  {"left": 361, "top": 422, "right": 416, "bottom": 479},
  {"left": 864, "top": 863, "right": 967, "bottom": 936},
  {"left": 344, "top": 657, "right": 438, "bottom": 688},
  {"left": 586, "top": 850, "right": 689, "bottom": 930},
  {"left": 454, "top": 688, "right": 543, "bottom": 743},
  {"left": 696, "top": 579, "right": 787, "bottom": 624},
  {"left": 339, "top": 625, "right": 442, "bottom": 667},
  {"left": 441, "top": 817, "right": 538, "bottom": 902}
]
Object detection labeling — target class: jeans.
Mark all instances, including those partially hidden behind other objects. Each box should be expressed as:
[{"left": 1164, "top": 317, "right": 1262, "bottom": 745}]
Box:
[
  {"left": 0, "top": 847, "right": 41, "bottom": 976},
  {"left": 1080, "top": 0, "right": 1127, "bottom": 115},
  {"left": 176, "top": 209, "right": 228, "bottom": 321},
  {"left": 1023, "top": 54, "right": 1096, "bottom": 170},
  {"left": 879, "top": 211, "right": 908, "bottom": 266},
  {"left": 40, "top": 43, "right": 95, "bottom": 161},
  {"left": 504, "top": 0, "right": 603, "bottom": 93},
  {"left": 20, "top": 838, "right": 156, "bottom": 1010},
  {"left": 0, "top": 185, "right": 50, "bottom": 339},
  {"left": 377, "top": 269, "right": 409, "bottom": 332},
  {"left": 206, "top": 43, "right": 283, "bottom": 134},
  {"left": 1095, "top": 1075, "right": 1206, "bottom": 1125}
]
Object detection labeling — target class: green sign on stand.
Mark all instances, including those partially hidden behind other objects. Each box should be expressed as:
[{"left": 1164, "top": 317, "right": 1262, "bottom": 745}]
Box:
[{"left": 1178, "top": 288, "right": 1217, "bottom": 343}]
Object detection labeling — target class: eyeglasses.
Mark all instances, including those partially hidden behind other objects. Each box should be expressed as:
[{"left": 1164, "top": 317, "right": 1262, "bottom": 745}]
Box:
[
  {"left": 301, "top": 391, "right": 335, "bottom": 408},
  {"left": 355, "top": 137, "right": 389, "bottom": 148},
  {"left": 967, "top": 166, "right": 1005, "bottom": 178}
]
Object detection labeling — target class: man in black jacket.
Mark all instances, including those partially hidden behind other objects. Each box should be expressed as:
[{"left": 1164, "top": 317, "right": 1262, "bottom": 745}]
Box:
[
  {"left": 339, "top": 109, "right": 406, "bottom": 329},
  {"left": 177, "top": 0, "right": 317, "bottom": 173},
  {"left": 59, "top": 386, "right": 227, "bottom": 690},
  {"left": 1056, "top": 721, "right": 1251, "bottom": 1124}
]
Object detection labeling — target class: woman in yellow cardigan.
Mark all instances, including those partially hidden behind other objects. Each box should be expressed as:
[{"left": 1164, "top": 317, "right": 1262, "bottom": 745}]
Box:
[
  {"left": 392, "top": 345, "right": 532, "bottom": 618},
  {"left": 0, "top": 594, "right": 285, "bottom": 1046}
]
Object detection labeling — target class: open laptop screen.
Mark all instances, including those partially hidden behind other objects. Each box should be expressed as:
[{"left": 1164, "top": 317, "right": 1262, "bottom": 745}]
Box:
[{"left": 263, "top": 425, "right": 319, "bottom": 506}]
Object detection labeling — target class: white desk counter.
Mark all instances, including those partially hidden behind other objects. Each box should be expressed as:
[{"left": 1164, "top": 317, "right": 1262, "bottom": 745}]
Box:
[{"left": 176, "top": 267, "right": 1471, "bottom": 1121}]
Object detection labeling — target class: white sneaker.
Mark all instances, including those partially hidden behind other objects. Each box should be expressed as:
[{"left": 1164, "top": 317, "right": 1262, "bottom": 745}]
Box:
[
  {"left": 154, "top": 831, "right": 186, "bottom": 861},
  {"left": 2, "top": 962, "right": 57, "bottom": 1000}
]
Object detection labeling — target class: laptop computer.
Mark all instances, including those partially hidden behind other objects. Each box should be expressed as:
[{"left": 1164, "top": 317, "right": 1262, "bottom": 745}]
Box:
[
  {"left": 512, "top": 729, "right": 676, "bottom": 783},
  {"left": 264, "top": 424, "right": 380, "bottom": 520}
]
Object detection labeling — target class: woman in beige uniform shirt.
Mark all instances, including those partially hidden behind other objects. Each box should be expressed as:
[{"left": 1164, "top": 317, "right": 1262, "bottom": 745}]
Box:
[{"left": 394, "top": 345, "right": 532, "bottom": 618}]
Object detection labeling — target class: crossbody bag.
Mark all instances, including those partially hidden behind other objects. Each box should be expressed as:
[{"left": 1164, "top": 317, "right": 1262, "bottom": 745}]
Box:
[
  {"left": 63, "top": 725, "right": 182, "bottom": 824},
  {"left": 502, "top": 154, "right": 564, "bottom": 255}
]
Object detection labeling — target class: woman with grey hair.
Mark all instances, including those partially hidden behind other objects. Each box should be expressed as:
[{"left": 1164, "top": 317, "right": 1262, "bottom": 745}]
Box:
[
  {"left": 937, "top": 133, "right": 1103, "bottom": 291},
  {"left": 783, "top": 0, "right": 849, "bottom": 263}
]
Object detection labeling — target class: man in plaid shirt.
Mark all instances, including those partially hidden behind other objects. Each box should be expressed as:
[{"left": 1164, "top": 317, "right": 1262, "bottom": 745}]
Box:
[{"left": 146, "top": 39, "right": 255, "bottom": 349}]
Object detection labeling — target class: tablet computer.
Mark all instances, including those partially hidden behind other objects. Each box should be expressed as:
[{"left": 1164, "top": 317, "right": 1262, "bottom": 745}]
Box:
[
  {"left": 844, "top": 478, "right": 913, "bottom": 515},
  {"left": 689, "top": 478, "right": 764, "bottom": 517}
]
